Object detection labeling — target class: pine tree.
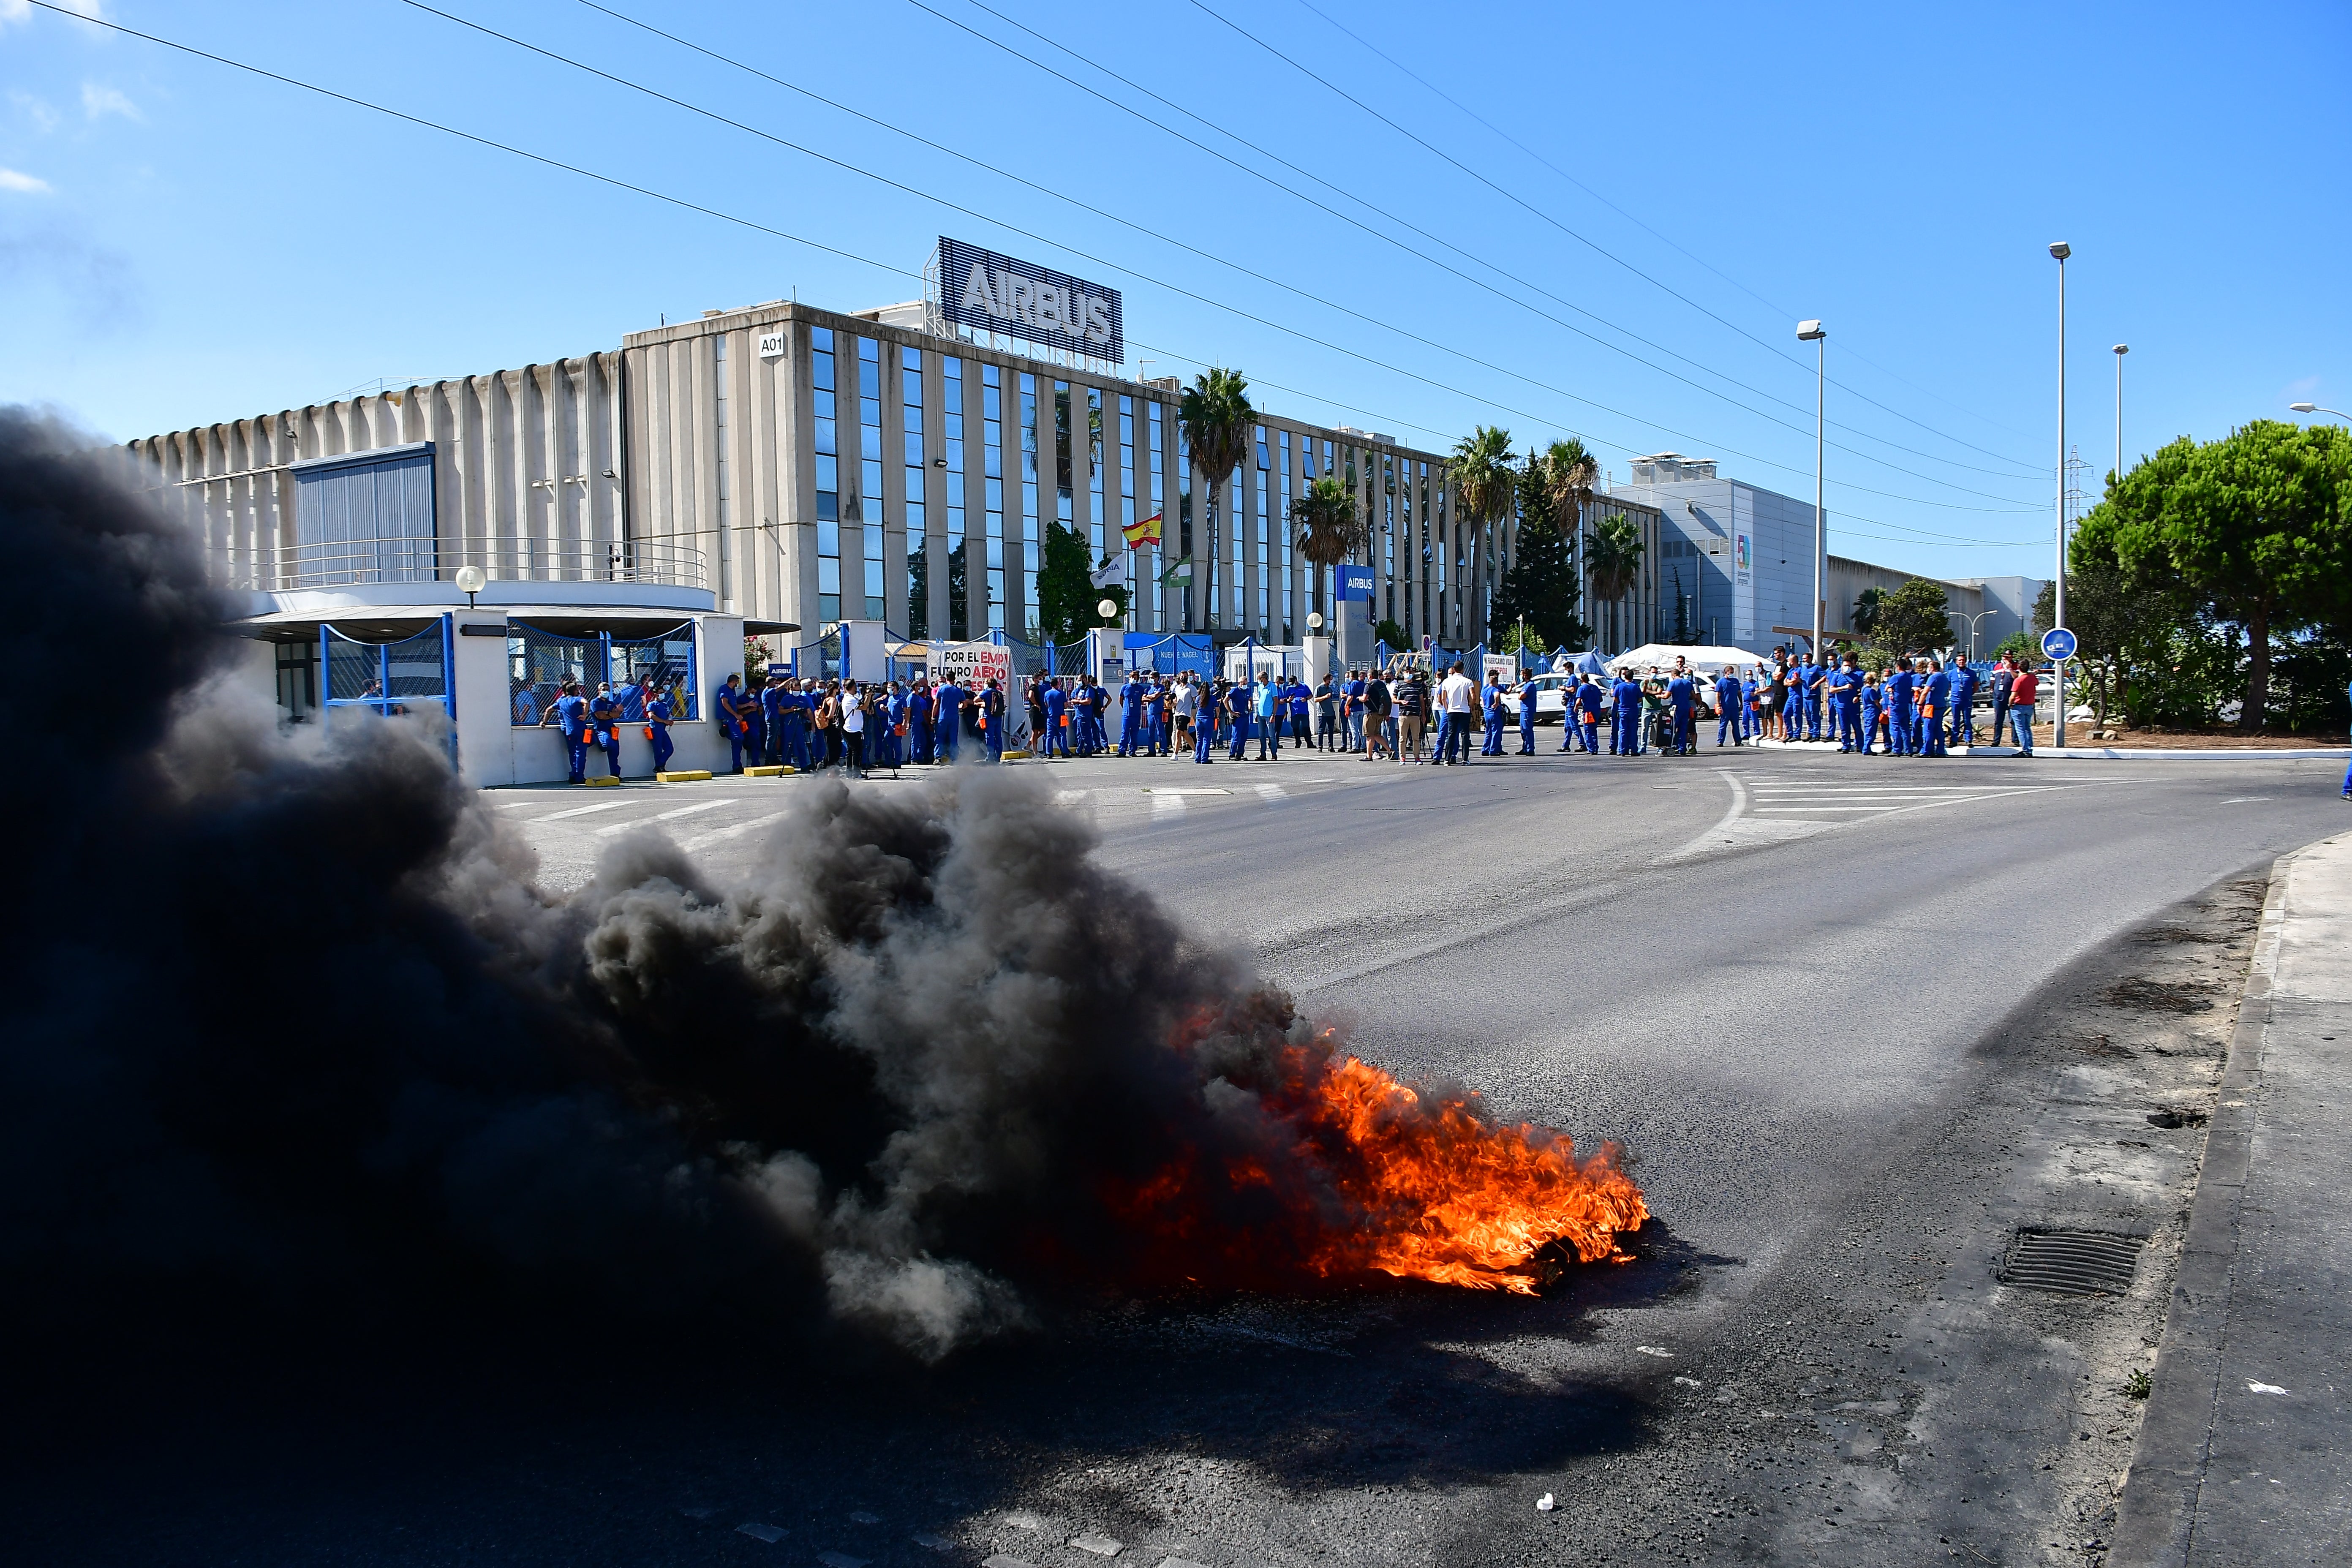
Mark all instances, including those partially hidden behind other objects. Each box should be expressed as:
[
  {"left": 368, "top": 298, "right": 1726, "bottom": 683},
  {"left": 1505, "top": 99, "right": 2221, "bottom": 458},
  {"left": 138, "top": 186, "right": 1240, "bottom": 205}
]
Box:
[{"left": 1489, "top": 458, "right": 1589, "bottom": 652}]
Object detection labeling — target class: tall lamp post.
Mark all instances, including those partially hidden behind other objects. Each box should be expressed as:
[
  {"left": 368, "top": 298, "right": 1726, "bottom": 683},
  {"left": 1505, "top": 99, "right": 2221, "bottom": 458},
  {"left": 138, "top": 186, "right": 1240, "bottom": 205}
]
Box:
[
  {"left": 2113, "top": 344, "right": 2129, "bottom": 493},
  {"left": 2049, "top": 242, "right": 2071, "bottom": 749},
  {"left": 1798, "top": 319, "right": 1827, "bottom": 661},
  {"left": 2290, "top": 402, "right": 2348, "bottom": 421}
]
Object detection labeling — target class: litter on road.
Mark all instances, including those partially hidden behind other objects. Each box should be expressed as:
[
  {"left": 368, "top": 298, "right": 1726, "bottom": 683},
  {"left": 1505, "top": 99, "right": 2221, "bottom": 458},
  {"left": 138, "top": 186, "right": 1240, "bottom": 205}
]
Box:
[
  {"left": 2247, "top": 1380, "right": 2288, "bottom": 1395},
  {"left": 1536, "top": 1493, "right": 1556, "bottom": 1512},
  {"left": 1070, "top": 1531, "right": 1122, "bottom": 1556},
  {"left": 1635, "top": 1345, "right": 1674, "bottom": 1357},
  {"left": 736, "top": 1522, "right": 786, "bottom": 1543}
]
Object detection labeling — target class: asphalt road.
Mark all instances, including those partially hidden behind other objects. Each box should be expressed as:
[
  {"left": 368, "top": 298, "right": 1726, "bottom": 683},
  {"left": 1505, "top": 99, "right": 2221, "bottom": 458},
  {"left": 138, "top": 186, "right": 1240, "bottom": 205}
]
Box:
[{"left": 11, "top": 740, "right": 2347, "bottom": 1567}]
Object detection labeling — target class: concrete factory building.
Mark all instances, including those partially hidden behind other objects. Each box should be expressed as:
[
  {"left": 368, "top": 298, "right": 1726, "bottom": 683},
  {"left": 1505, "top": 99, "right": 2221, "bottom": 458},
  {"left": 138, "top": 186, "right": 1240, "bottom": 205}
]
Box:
[{"left": 125, "top": 239, "right": 2048, "bottom": 783}]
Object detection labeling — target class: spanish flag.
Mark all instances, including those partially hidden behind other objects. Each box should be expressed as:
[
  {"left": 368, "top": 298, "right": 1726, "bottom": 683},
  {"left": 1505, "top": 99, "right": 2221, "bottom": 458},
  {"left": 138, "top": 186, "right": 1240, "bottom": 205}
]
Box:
[{"left": 1122, "top": 510, "right": 1163, "bottom": 550}]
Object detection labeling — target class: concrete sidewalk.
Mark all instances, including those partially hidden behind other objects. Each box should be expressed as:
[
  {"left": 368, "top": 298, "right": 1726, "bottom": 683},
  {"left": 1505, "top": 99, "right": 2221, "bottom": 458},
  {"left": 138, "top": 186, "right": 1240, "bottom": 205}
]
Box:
[{"left": 2115, "top": 830, "right": 2352, "bottom": 1566}]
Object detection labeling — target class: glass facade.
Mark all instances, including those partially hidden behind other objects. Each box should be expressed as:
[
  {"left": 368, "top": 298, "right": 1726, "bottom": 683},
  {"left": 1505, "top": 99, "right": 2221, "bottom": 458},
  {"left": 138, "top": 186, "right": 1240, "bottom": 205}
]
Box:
[
  {"left": 1255, "top": 425, "right": 1269, "bottom": 634},
  {"left": 902, "top": 345, "right": 926, "bottom": 637},
  {"left": 812, "top": 327, "right": 841, "bottom": 624},
  {"left": 1087, "top": 385, "right": 1105, "bottom": 560},
  {"left": 1019, "top": 372, "right": 1039, "bottom": 630},
  {"left": 945, "top": 355, "right": 969, "bottom": 640},
  {"left": 859, "top": 337, "right": 885, "bottom": 621},
  {"left": 1278, "top": 431, "right": 1293, "bottom": 641},
  {"left": 1146, "top": 400, "right": 1165, "bottom": 631},
  {"left": 983, "top": 364, "right": 1005, "bottom": 631}
]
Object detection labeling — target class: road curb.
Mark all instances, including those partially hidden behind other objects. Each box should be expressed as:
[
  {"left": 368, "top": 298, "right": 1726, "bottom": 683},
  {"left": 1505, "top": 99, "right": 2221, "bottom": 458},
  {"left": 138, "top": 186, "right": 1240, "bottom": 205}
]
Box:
[
  {"left": 2109, "top": 840, "right": 2303, "bottom": 1565},
  {"left": 1956, "top": 746, "right": 2349, "bottom": 761}
]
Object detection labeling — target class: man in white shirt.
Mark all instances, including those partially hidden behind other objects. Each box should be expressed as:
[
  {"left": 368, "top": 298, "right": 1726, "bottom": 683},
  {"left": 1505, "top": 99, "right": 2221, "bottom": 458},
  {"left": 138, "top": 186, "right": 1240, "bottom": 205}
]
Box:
[{"left": 1436, "top": 662, "right": 1477, "bottom": 765}]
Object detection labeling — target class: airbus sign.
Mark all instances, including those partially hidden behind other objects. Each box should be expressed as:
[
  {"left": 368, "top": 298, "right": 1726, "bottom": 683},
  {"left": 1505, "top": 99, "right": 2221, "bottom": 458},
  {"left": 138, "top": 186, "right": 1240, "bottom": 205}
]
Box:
[{"left": 938, "top": 237, "right": 1123, "bottom": 364}]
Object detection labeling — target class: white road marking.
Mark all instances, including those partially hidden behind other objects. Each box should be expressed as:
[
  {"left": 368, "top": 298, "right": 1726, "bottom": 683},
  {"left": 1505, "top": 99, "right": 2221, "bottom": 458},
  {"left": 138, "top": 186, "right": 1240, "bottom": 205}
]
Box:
[
  {"left": 2221, "top": 796, "right": 2272, "bottom": 804},
  {"left": 1151, "top": 792, "right": 1187, "bottom": 817},
  {"left": 1142, "top": 787, "right": 1232, "bottom": 795},
  {"left": 593, "top": 799, "right": 738, "bottom": 835},
  {"left": 536, "top": 799, "right": 635, "bottom": 821},
  {"left": 1054, "top": 789, "right": 1089, "bottom": 805},
  {"left": 679, "top": 809, "right": 790, "bottom": 852},
  {"left": 1255, "top": 782, "right": 1289, "bottom": 801}
]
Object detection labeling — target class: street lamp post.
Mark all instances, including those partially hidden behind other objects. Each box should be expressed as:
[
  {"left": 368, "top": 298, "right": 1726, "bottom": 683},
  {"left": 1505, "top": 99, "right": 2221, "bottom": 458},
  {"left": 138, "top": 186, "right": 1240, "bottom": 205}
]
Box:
[
  {"left": 2049, "top": 242, "right": 2071, "bottom": 749},
  {"left": 1798, "top": 319, "right": 1827, "bottom": 662},
  {"left": 2290, "top": 402, "right": 2349, "bottom": 421},
  {"left": 1948, "top": 607, "right": 1993, "bottom": 666},
  {"left": 2113, "top": 344, "right": 2128, "bottom": 492}
]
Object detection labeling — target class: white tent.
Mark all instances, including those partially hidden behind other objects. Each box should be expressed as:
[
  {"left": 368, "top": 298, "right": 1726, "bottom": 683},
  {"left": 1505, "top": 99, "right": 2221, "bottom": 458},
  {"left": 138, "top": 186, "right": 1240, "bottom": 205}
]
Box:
[{"left": 1604, "top": 643, "right": 1775, "bottom": 676}]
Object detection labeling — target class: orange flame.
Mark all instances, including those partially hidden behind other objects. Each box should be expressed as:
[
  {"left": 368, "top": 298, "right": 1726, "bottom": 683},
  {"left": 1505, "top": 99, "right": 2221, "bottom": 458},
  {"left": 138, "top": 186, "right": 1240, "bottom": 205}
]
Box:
[
  {"left": 1108, "top": 1027, "right": 1647, "bottom": 1296},
  {"left": 1292, "top": 1054, "right": 1647, "bottom": 1293}
]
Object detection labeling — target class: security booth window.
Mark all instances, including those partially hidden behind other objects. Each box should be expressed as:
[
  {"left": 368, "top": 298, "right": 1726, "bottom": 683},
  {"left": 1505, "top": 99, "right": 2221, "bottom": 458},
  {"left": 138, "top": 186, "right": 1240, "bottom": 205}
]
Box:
[
  {"left": 508, "top": 621, "right": 700, "bottom": 726},
  {"left": 274, "top": 638, "right": 318, "bottom": 721},
  {"left": 509, "top": 624, "right": 597, "bottom": 727},
  {"left": 323, "top": 621, "right": 451, "bottom": 719},
  {"left": 609, "top": 624, "right": 698, "bottom": 721}
]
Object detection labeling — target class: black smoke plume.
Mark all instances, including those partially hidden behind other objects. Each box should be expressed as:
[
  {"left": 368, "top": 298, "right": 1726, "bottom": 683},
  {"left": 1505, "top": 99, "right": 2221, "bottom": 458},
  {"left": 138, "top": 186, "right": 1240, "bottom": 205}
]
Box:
[{"left": 1, "top": 407, "right": 1567, "bottom": 1361}]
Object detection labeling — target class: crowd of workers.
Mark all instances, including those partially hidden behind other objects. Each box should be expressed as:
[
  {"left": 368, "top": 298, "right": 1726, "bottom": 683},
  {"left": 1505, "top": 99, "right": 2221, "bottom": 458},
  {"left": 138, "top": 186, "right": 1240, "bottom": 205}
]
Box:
[{"left": 532, "top": 648, "right": 2070, "bottom": 785}]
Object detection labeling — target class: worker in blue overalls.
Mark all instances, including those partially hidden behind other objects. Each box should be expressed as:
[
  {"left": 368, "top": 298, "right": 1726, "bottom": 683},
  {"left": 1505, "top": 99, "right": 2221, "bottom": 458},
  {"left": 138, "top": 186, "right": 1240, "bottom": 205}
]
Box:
[
  {"left": 1087, "top": 676, "right": 1112, "bottom": 756},
  {"left": 546, "top": 680, "right": 588, "bottom": 782},
  {"left": 1253, "top": 672, "right": 1281, "bottom": 759},
  {"left": 1118, "top": 671, "right": 1146, "bottom": 756},
  {"left": 1609, "top": 669, "right": 1642, "bottom": 757},
  {"left": 714, "top": 672, "right": 748, "bottom": 773},
  {"left": 1472, "top": 671, "right": 1500, "bottom": 756},
  {"left": 1228, "top": 678, "right": 1252, "bottom": 760},
  {"left": 588, "top": 681, "right": 624, "bottom": 777},
  {"left": 1826, "top": 655, "right": 1857, "bottom": 752},
  {"left": 1920, "top": 659, "right": 1952, "bottom": 757},
  {"left": 1568, "top": 674, "right": 1602, "bottom": 753},
  {"left": 933, "top": 675, "right": 966, "bottom": 762},
  {"left": 645, "top": 684, "right": 676, "bottom": 774},
  {"left": 1948, "top": 659, "right": 1980, "bottom": 749},
  {"left": 977, "top": 678, "right": 1004, "bottom": 762},
  {"left": 1516, "top": 671, "right": 1541, "bottom": 754},
  {"left": 1666, "top": 668, "right": 1696, "bottom": 755},
  {"left": 1859, "top": 671, "right": 1885, "bottom": 755},
  {"left": 1039, "top": 678, "right": 1067, "bottom": 758},
  {"left": 1884, "top": 660, "right": 1916, "bottom": 757},
  {"left": 780, "top": 678, "right": 813, "bottom": 771},
  {"left": 756, "top": 675, "right": 784, "bottom": 766},
  {"left": 1713, "top": 666, "right": 1745, "bottom": 746},
  {"left": 908, "top": 680, "right": 934, "bottom": 765},
  {"left": 2342, "top": 675, "right": 2352, "bottom": 799}
]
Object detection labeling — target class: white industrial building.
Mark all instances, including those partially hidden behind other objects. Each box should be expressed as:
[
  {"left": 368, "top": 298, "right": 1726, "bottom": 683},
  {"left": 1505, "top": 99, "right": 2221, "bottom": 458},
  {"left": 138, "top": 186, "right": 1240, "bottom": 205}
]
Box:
[{"left": 1609, "top": 452, "right": 2043, "bottom": 658}]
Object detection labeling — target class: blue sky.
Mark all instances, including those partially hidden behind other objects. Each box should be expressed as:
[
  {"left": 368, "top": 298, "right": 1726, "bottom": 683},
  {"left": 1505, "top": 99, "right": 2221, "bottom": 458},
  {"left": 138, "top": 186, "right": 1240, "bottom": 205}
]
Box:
[{"left": 4, "top": 0, "right": 2346, "bottom": 582}]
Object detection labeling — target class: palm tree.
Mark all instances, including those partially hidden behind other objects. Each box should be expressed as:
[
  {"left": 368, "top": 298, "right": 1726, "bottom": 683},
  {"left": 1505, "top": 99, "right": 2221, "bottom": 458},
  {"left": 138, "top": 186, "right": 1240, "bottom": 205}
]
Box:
[
  {"left": 1178, "top": 368, "right": 1255, "bottom": 632},
  {"left": 1288, "top": 474, "right": 1360, "bottom": 622},
  {"left": 1586, "top": 512, "right": 1645, "bottom": 652},
  {"left": 1447, "top": 424, "right": 1516, "bottom": 643},
  {"left": 1535, "top": 436, "right": 1600, "bottom": 538}
]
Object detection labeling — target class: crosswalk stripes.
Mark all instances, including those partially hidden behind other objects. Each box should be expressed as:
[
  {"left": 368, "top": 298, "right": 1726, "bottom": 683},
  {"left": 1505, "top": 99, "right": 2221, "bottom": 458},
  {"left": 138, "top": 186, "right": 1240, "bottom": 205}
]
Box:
[
  {"left": 593, "top": 798, "right": 738, "bottom": 836},
  {"left": 536, "top": 798, "right": 635, "bottom": 822},
  {"left": 679, "top": 809, "right": 790, "bottom": 852}
]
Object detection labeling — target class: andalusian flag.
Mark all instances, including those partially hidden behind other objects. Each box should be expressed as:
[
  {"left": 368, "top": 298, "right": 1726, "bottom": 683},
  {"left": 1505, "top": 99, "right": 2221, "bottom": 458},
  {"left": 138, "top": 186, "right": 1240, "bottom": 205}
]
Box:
[{"left": 1122, "top": 510, "right": 1163, "bottom": 550}]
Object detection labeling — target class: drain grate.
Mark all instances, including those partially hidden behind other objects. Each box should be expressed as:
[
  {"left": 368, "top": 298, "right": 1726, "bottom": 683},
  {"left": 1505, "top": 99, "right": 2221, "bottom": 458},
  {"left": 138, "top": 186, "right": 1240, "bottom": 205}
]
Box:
[{"left": 2000, "top": 1229, "right": 2145, "bottom": 1296}]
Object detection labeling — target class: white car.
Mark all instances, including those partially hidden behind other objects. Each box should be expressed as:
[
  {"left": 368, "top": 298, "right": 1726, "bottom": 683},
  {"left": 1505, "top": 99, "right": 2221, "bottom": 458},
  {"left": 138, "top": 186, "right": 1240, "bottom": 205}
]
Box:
[{"left": 1499, "top": 672, "right": 1579, "bottom": 724}]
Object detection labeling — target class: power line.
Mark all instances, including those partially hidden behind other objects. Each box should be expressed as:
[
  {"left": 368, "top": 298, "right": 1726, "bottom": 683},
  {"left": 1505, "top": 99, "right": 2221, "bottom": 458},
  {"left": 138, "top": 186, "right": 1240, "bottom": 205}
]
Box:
[
  {"left": 414, "top": 0, "right": 2039, "bottom": 513},
  {"left": 1182, "top": 0, "right": 2048, "bottom": 478},
  {"left": 27, "top": 1, "right": 2040, "bottom": 557},
  {"left": 1282, "top": 0, "right": 2046, "bottom": 453},
  {"left": 924, "top": 0, "right": 2044, "bottom": 492}
]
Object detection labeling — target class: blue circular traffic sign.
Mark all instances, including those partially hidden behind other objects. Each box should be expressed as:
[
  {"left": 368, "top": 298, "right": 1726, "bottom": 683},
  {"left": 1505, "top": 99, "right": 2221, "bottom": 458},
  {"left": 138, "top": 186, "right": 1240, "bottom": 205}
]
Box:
[{"left": 2042, "top": 626, "right": 2078, "bottom": 661}]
